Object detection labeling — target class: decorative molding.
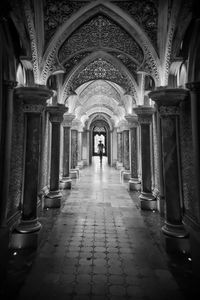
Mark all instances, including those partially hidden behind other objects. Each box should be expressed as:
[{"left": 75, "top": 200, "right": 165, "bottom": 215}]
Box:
[
  {"left": 158, "top": 105, "right": 180, "bottom": 116},
  {"left": 62, "top": 114, "right": 76, "bottom": 127},
  {"left": 23, "top": 104, "right": 45, "bottom": 113},
  {"left": 14, "top": 86, "right": 53, "bottom": 102},
  {"left": 23, "top": 0, "right": 40, "bottom": 83},
  {"left": 125, "top": 114, "right": 138, "bottom": 127},
  {"left": 186, "top": 81, "right": 200, "bottom": 93},
  {"left": 47, "top": 104, "right": 68, "bottom": 123},
  {"left": 3, "top": 80, "right": 18, "bottom": 89},
  {"left": 133, "top": 106, "right": 155, "bottom": 124}
]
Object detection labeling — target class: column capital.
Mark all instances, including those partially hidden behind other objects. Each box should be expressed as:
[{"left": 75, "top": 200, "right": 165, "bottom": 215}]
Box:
[
  {"left": 149, "top": 88, "right": 188, "bottom": 116},
  {"left": 15, "top": 86, "right": 53, "bottom": 113},
  {"left": 125, "top": 114, "right": 138, "bottom": 128},
  {"left": 3, "top": 80, "right": 17, "bottom": 89},
  {"left": 133, "top": 106, "right": 155, "bottom": 124},
  {"left": 63, "top": 114, "right": 75, "bottom": 127},
  {"left": 186, "top": 81, "right": 200, "bottom": 92},
  {"left": 15, "top": 86, "right": 53, "bottom": 103},
  {"left": 47, "top": 104, "right": 68, "bottom": 123}
]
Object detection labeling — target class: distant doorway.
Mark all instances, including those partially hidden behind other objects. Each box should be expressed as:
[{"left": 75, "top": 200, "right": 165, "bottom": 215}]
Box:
[{"left": 94, "top": 134, "right": 106, "bottom": 155}]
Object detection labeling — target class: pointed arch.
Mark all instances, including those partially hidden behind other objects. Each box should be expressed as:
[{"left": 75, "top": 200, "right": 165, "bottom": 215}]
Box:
[
  {"left": 41, "top": 0, "right": 160, "bottom": 84},
  {"left": 60, "top": 51, "right": 139, "bottom": 103}
]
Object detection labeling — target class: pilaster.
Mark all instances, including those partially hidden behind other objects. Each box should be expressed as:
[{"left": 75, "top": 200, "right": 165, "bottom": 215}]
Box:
[
  {"left": 125, "top": 115, "right": 141, "bottom": 191},
  {"left": 44, "top": 104, "right": 68, "bottom": 208},
  {"left": 133, "top": 106, "right": 156, "bottom": 210},
  {"left": 60, "top": 114, "right": 75, "bottom": 189}
]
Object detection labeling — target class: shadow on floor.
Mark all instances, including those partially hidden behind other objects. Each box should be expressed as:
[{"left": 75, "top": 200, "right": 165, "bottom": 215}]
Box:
[{"left": 129, "top": 190, "right": 200, "bottom": 300}]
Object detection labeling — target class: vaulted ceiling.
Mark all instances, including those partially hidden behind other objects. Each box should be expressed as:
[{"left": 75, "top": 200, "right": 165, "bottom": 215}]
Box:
[{"left": 9, "top": 0, "right": 194, "bottom": 127}]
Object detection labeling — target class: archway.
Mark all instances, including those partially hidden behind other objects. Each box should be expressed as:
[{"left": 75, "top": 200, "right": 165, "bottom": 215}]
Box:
[{"left": 89, "top": 118, "right": 111, "bottom": 165}]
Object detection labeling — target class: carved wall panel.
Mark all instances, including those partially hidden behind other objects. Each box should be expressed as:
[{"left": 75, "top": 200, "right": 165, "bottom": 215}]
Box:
[
  {"left": 112, "top": 0, "right": 158, "bottom": 50},
  {"left": 58, "top": 15, "right": 144, "bottom": 64},
  {"left": 64, "top": 51, "right": 91, "bottom": 74},
  {"left": 44, "top": 0, "right": 88, "bottom": 43}
]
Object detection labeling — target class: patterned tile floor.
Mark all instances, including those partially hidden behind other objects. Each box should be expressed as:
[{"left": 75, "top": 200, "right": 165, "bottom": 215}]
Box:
[{"left": 2, "top": 157, "right": 194, "bottom": 299}]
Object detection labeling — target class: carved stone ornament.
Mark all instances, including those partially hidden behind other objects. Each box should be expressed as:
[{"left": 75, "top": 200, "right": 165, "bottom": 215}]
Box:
[
  {"left": 186, "top": 81, "right": 200, "bottom": 93},
  {"left": 23, "top": 104, "right": 45, "bottom": 113},
  {"left": 149, "top": 88, "right": 188, "bottom": 105},
  {"left": 44, "top": 0, "right": 87, "bottom": 44},
  {"left": 62, "top": 114, "right": 76, "bottom": 127},
  {"left": 133, "top": 106, "right": 155, "bottom": 124},
  {"left": 113, "top": 0, "right": 158, "bottom": 50},
  {"left": 3, "top": 80, "right": 17, "bottom": 89},
  {"left": 15, "top": 86, "right": 53, "bottom": 102},
  {"left": 47, "top": 104, "right": 68, "bottom": 123},
  {"left": 158, "top": 105, "right": 180, "bottom": 116},
  {"left": 125, "top": 115, "right": 138, "bottom": 128},
  {"left": 58, "top": 15, "right": 144, "bottom": 64}
]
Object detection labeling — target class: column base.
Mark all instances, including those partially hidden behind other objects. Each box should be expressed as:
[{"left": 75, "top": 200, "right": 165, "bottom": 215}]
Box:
[
  {"left": 60, "top": 177, "right": 72, "bottom": 189},
  {"left": 15, "top": 219, "right": 42, "bottom": 233},
  {"left": 139, "top": 192, "right": 157, "bottom": 210},
  {"left": 44, "top": 190, "right": 62, "bottom": 208},
  {"left": 70, "top": 169, "right": 79, "bottom": 179},
  {"left": 128, "top": 178, "right": 141, "bottom": 191},
  {"left": 9, "top": 230, "right": 39, "bottom": 249},
  {"left": 162, "top": 222, "right": 188, "bottom": 238},
  {"left": 116, "top": 161, "right": 123, "bottom": 170},
  {"left": 162, "top": 222, "right": 189, "bottom": 254},
  {"left": 9, "top": 219, "right": 41, "bottom": 249}
]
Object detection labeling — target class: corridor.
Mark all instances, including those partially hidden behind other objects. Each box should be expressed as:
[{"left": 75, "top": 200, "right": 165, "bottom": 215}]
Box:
[{"left": 5, "top": 158, "right": 187, "bottom": 300}]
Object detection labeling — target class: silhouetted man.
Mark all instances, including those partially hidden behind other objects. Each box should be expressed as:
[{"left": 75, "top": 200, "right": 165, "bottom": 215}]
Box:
[{"left": 97, "top": 140, "right": 104, "bottom": 163}]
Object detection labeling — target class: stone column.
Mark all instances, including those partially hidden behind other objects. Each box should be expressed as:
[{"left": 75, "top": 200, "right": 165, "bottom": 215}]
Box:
[
  {"left": 78, "top": 130, "right": 83, "bottom": 163},
  {"left": 108, "top": 130, "right": 111, "bottom": 165},
  {"left": 71, "top": 129, "right": 78, "bottom": 169},
  {"left": 133, "top": 106, "right": 156, "bottom": 210},
  {"left": 125, "top": 115, "right": 141, "bottom": 191},
  {"left": 122, "top": 129, "right": 129, "bottom": 170},
  {"left": 44, "top": 104, "right": 68, "bottom": 208},
  {"left": 149, "top": 88, "right": 188, "bottom": 252},
  {"left": 10, "top": 86, "right": 52, "bottom": 248},
  {"left": 60, "top": 114, "right": 75, "bottom": 189},
  {"left": 117, "top": 132, "right": 123, "bottom": 168}
]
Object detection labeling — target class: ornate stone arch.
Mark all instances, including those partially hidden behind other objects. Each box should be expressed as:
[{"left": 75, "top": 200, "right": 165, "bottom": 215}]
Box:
[
  {"left": 41, "top": 1, "right": 160, "bottom": 84},
  {"left": 87, "top": 113, "right": 113, "bottom": 131},
  {"left": 61, "top": 51, "right": 139, "bottom": 103}
]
